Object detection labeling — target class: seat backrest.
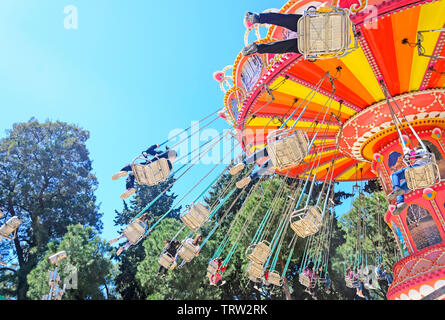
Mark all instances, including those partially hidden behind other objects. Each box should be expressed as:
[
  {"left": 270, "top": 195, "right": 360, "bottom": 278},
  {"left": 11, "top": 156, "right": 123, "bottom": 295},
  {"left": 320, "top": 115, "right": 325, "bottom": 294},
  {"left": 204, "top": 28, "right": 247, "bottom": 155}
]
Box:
[
  {"left": 181, "top": 203, "right": 210, "bottom": 232},
  {"left": 0, "top": 217, "right": 21, "bottom": 238},
  {"left": 298, "top": 9, "right": 352, "bottom": 58},
  {"left": 405, "top": 162, "right": 440, "bottom": 190},
  {"left": 178, "top": 241, "right": 197, "bottom": 262},
  {"left": 267, "top": 129, "right": 309, "bottom": 169},
  {"left": 132, "top": 158, "right": 171, "bottom": 186},
  {"left": 247, "top": 261, "right": 264, "bottom": 278},
  {"left": 123, "top": 220, "right": 147, "bottom": 244}
]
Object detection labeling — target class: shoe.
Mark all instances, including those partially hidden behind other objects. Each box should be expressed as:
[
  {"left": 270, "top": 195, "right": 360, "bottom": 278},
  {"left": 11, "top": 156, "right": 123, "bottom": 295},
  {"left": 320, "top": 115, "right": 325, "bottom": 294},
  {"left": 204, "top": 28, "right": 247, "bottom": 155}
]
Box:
[
  {"left": 112, "top": 171, "right": 128, "bottom": 181},
  {"left": 120, "top": 188, "right": 136, "bottom": 199},
  {"left": 169, "top": 262, "right": 177, "bottom": 270},
  {"left": 393, "top": 202, "right": 408, "bottom": 216},
  {"left": 244, "top": 12, "right": 260, "bottom": 28},
  {"left": 220, "top": 280, "right": 226, "bottom": 286},
  {"left": 388, "top": 188, "right": 405, "bottom": 200},
  {"left": 116, "top": 247, "right": 124, "bottom": 256},
  {"left": 236, "top": 176, "right": 251, "bottom": 189},
  {"left": 242, "top": 43, "right": 259, "bottom": 57},
  {"left": 229, "top": 163, "right": 245, "bottom": 176}
]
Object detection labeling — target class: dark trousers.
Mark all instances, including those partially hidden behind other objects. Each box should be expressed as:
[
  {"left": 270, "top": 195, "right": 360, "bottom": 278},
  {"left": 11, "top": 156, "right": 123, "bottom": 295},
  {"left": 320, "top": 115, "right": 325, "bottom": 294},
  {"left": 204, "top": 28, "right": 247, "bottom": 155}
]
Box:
[
  {"left": 243, "top": 147, "right": 273, "bottom": 181},
  {"left": 256, "top": 12, "right": 302, "bottom": 54},
  {"left": 159, "top": 266, "right": 168, "bottom": 275}
]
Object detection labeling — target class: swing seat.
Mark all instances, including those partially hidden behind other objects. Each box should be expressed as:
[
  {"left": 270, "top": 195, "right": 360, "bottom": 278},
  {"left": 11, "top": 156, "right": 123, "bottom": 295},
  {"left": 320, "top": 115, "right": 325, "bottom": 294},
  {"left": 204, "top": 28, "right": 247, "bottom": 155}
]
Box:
[
  {"left": 297, "top": 7, "right": 356, "bottom": 60},
  {"left": 178, "top": 241, "right": 198, "bottom": 262},
  {"left": 267, "top": 271, "right": 283, "bottom": 287},
  {"left": 266, "top": 129, "right": 309, "bottom": 170},
  {"left": 0, "top": 216, "right": 22, "bottom": 240},
  {"left": 131, "top": 157, "right": 171, "bottom": 187},
  {"left": 123, "top": 220, "right": 147, "bottom": 245},
  {"left": 405, "top": 161, "right": 440, "bottom": 190},
  {"left": 299, "top": 273, "right": 315, "bottom": 288},
  {"left": 290, "top": 206, "right": 322, "bottom": 238},
  {"left": 345, "top": 277, "right": 355, "bottom": 288},
  {"left": 180, "top": 203, "right": 211, "bottom": 232},
  {"left": 207, "top": 260, "right": 219, "bottom": 275},
  {"left": 247, "top": 261, "right": 265, "bottom": 279},
  {"left": 158, "top": 251, "right": 175, "bottom": 269},
  {"left": 246, "top": 241, "right": 271, "bottom": 265}
]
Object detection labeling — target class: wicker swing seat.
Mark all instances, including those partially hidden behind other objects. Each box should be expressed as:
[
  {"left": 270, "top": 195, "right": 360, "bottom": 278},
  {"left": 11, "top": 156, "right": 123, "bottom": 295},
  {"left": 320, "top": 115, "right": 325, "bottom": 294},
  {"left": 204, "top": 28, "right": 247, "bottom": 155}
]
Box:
[
  {"left": 267, "top": 271, "right": 283, "bottom": 287},
  {"left": 297, "top": 7, "right": 356, "bottom": 60},
  {"left": 207, "top": 259, "right": 219, "bottom": 275},
  {"left": 178, "top": 241, "right": 198, "bottom": 262},
  {"left": 180, "top": 203, "right": 211, "bottom": 232},
  {"left": 299, "top": 273, "right": 316, "bottom": 288},
  {"left": 246, "top": 241, "right": 271, "bottom": 265},
  {"left": 266, "top": 129, "right": 309, "bottom": 170},
  {"left": 405, "top": 160, "right": 440, "bottom": 190},
  {"left": 131, "top": 157, "right": 171, "bottom": 186},
  {"left": 290, "top": 206, "right": 322, "bottom": 238},
  {"left": 0, "top": 216, "right": 22, "bottom": 240},
  {"left": 158, "top": 251, "right": 175, "bottom": 269},
  {"left": 345, "top": 276, "right": 355, "bottom": 288},
  {"left": 123, "top": 220, "right": 148, "bottom": 245},
  {"left": 247, "top": 261, "right": 265, "bottom": 279}
]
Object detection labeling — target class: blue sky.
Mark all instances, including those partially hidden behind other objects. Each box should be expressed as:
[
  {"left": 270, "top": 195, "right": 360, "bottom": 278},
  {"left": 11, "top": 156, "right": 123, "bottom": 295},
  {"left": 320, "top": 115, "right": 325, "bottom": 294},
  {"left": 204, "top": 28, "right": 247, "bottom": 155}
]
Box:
[{"left": 0, "top": 0, "right": 356, "bottom": 241}]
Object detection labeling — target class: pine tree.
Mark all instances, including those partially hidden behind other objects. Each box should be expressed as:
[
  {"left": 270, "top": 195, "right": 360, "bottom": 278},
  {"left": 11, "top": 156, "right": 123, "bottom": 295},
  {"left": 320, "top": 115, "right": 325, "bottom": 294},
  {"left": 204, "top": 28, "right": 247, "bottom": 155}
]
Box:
[{"left": 112, "top": 177, "right": 180, "bottom": 299}]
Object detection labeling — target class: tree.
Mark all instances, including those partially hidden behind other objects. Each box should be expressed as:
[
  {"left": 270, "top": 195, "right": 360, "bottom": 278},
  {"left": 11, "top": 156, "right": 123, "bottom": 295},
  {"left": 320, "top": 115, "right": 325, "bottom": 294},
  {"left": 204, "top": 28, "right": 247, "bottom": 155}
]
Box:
[
  {"left": 113, "top": 177, "right": 179, "bottom": 299},
  {"left": 26, "top": 224, "right": 114, "bottom": 300},
  {"left": 0, "top": 119, "right": 103, "bottom": 299},
  {"left": 332, "top": 192, "right": 398, "bottom": 299}
]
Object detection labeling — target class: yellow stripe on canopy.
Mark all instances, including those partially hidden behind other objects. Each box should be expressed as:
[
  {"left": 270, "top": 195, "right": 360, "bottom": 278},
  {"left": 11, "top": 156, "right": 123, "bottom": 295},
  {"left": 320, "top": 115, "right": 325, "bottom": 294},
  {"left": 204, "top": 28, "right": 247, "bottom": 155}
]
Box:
[
  {"left": 410, "top": 0, "right": 445, "bottom": 91},
  {"left": 335, "top": 161, "right": 368, "bottom": 180},
  {"left": 340, "top": 46, "right": 385, "bottom": 102}
]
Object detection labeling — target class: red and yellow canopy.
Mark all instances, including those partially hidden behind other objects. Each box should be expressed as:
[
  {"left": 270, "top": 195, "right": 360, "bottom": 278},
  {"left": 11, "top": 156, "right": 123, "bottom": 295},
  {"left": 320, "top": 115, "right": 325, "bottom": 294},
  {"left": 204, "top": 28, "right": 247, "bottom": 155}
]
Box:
[{"left": 224, "top": 0, "right": 445, "bottom": 181}]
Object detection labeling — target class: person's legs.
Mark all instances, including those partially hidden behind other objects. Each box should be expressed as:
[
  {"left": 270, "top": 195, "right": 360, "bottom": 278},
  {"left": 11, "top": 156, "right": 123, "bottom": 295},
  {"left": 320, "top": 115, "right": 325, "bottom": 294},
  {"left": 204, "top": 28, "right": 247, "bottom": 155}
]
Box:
[
  {"left": 257, "top": 39, "right": 299, "bottom": 54},
  {"left": 108, "top": 234, "right": 124, "bottom": 244},
  {"left": 243, "top": 147, "right": 269, "bottom": 165},
  {"left": 121, "top": 164, "right": 132, "bottom": 172},
  {"left": 126, "top": 173, "right": 135, "bottom": 190},
  {"left": 257, "top": 12, "right": 302, "bottom": 32},
  {"left": 385, "top": 273, "right": 393, "bottom": 285},
  {"left": 391, "top": 167, "right": 408, "bottom": 189},
  {"left": 112, "top": 164, "right": 132, "bottom": 180}
]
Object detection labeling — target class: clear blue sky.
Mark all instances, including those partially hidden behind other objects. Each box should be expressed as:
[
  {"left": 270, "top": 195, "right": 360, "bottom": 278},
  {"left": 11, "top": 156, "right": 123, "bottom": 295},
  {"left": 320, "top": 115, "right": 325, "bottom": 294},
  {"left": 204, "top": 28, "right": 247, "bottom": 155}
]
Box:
[{"left": 0, "top": 0, "right": 355, "bottom": 241}]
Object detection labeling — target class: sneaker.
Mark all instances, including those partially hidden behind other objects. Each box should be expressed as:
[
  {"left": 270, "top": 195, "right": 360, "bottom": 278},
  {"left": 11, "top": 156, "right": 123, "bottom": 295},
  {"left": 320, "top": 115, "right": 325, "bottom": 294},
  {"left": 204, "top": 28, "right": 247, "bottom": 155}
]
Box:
[
  {"left": 242, "top": 43, "right": 259, "bottom": 57},
  {"left": 169, "top": 262, "right": 177, "bottom": 270},
  {"left": 120, "top": 188, "right": 136, "bottom": 199},
  {"left": 244, "top": 12, "right": 260, "bottom": 29},
  {"left": 220, "top": 280, "right": 227, "bottom": 286},
  {"left": 388, "top": 188, "right": 405, "bottom": 200},
  {"left": 229, "top": 163, "right": 245, "bottom": 176},
  {"left": 236, "top": 176, "right": 251, "bottom": 189},
  {"left": 112, "top": 171, "right": 128, "bottom": 180},
  {"left": 393, "top": 202, "right": 408, "bottom": 216}
]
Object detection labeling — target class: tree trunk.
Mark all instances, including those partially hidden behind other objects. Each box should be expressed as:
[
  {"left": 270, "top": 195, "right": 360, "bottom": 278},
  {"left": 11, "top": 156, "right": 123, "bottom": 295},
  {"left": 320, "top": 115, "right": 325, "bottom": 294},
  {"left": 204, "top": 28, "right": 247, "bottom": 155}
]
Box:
[{"left": 279, "top": 253, "right": 292, "bottom": 300}]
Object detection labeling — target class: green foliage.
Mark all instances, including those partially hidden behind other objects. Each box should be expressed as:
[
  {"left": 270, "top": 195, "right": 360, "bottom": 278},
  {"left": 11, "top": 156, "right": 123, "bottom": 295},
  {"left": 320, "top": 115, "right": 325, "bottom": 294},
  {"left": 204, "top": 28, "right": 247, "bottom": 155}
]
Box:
[
  {"left": 0, "top": 119, "right": 103, "bottom": 299},
  {"left": 26, "top": 224, "right": 114, "bottom": 300},
  {"left": 113, "top": 177, "right": 180, "bottom": 299},
  {"left": 332, "top": 192, "right": 398, "bottom": 300}
]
